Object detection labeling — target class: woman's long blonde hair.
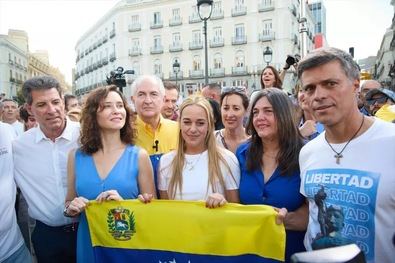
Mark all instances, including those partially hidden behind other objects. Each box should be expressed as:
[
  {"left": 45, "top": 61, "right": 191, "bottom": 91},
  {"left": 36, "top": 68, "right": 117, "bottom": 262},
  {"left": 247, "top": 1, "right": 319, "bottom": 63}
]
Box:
[{"left": 166, "top": 96, "right": 233, "bottom": 199}]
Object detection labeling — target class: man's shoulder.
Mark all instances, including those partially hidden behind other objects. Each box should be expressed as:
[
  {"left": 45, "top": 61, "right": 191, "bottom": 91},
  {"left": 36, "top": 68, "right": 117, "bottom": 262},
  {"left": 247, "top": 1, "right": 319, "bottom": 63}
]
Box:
[
  {"left": 13, "top": 126, "right": 36, "bottom": 145},
  {"left": 160, "top": 118, "right": 179, "bottom": 131}
]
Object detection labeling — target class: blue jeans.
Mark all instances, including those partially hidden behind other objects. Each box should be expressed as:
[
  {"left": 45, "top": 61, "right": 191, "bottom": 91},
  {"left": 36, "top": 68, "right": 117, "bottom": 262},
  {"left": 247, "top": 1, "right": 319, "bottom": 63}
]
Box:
[{"left": 2, "top": 244, "right": 31, "bottom": 263}]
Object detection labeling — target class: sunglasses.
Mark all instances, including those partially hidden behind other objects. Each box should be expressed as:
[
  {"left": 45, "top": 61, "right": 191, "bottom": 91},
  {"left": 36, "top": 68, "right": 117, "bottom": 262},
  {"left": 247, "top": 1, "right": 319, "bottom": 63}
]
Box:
[
  {"left": 221, "top": 86, "right": 246, "bottom": 94},
  {"left": 366, "top": 96, "right": 387, "bottom": 105}
]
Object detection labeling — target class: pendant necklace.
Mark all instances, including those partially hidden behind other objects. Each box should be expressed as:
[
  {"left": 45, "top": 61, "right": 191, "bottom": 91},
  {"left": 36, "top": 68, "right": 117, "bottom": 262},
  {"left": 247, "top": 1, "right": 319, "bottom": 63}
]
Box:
[
  {"left": 324, "top": 116, "right": 365, "bottom": 165},
  {"left": 185, "top": 152, "right": 203, "bottom": 171}
]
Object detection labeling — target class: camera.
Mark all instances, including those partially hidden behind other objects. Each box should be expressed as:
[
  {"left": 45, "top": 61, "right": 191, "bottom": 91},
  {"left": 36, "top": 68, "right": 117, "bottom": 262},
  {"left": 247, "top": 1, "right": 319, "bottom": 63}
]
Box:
[
  {"left": 286, "top": 54, "right": 300, "bottom": 66},
  {"left": 106, "top": 66, "right": 134, "bottom": 93}
]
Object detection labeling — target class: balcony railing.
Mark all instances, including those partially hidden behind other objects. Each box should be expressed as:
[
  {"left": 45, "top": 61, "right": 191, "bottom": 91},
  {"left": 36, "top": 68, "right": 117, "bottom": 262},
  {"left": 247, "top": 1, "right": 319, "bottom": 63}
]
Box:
[
  {"left": 169, "top": 71, "right": 184, "bottom": 80},
  {"left": 189, "top": 69, "right": 204, "bottom": 79},
  {"left": 109, "top": 29, "right": 116, "bottom": 38},
  {"left": 169, "top": 17, "right": 182, "bottom": 26},
  {"left": 9, "top": 77, "right": 15, "bottom": 83},
  {"left": 102, "top": 57, "right": 109, "bottom": 65},
  {"left": 169, "top": 43, "right": 183, "bottom": 52},
  {"left": 231, "top": 5, "right": 247, "bottom": 16},
  {"left": 232, "top": 66, "right": 248, "bottom": 75},
  {"left": 259, "top": 31, "right": 275, "bottom": 42},
  {"left": 109, "top": 53, "right": 116, "bottom": 62},
  {"left": 150, "top": 45, "right": 164, "bottom": 54},
  {"left": 189, "top": 13, "right": 201, "bottom": 23},
  {"left": 259, "top": 0, "right": 275, "bottom": 12},
  {"left": 103, "top": 36, "right": 108, "bottom": 43},
  {"left": 8, "top": 60, "right": 14, "bottom": 65},
  {"left": 232, "top": 35, "right": 247, "bottom": 45},
  {"left": 189, "top": 41, "right": 203, "bottom": 50},
  {"left": 211, "top": 9, "right": 224, "bottom": 20},
  {"left": 210, "top": 38, "right": 224, "bottom": 48},
  {"left": 129, "top": 47, "right": 142, "bottom": 57},
  {"left": 128, "top": 23, "right": 141, "bottom": 32},
  {"left": 150, "top": 20, "right": 163, "bottom": 29},
  {"left": 210, "top": 68, "right": 225, "bottom": 77}
]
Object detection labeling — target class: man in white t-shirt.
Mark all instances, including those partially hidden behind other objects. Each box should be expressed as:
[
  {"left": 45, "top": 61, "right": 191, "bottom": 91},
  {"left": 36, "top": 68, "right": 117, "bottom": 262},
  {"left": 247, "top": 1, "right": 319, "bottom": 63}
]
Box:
[
  {"left": 0, "top": 122, "right": 31, "bottom": 262},
  {"left": 1, "top": 99, "right": 24, "bottom": 136},
  {"left": 297, "top": 47, "right": 395, "bottom": 263}
]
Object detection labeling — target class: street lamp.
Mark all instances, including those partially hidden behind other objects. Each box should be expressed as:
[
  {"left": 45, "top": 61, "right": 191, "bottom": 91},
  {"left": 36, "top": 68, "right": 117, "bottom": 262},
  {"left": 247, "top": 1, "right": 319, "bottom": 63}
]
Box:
[
  {"left": 263, "top": 46, "right": 273, "bottom": 66},
  {"left": 197, "top": 0, "right": 213, "bottom": 85},
  {"left": 172, "top": 59, "right": 180, "bottom": 87}
]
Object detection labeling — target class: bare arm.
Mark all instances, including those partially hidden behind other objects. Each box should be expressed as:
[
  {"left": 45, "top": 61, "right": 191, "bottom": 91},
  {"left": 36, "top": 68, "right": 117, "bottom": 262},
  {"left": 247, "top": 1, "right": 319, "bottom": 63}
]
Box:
[
  {"left": 283, "top": 200, "right": 309, "bottom": 231},
  {"left": 65, "top": 149, "right": 77, "bottom": 203},
  {"left": 137, "top": 149, "right": 156, "bottom": 199},
  {"left": 225, "top": 189, "right": 240, "bottom": 203},
  {"left": 159, "top": 190, "right": 169, "bottom": 200}
]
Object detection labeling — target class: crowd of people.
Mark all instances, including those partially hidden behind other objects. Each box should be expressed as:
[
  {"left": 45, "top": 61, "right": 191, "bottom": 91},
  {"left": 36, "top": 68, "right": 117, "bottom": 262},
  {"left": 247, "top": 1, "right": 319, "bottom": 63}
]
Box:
[{"left": 0, "top": 47, "right": 394, "bottom": 263}]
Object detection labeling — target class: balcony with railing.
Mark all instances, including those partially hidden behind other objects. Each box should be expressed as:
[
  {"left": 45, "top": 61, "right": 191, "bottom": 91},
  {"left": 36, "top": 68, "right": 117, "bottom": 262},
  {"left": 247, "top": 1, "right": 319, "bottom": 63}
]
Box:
[
  {"left": 210, "top": 68, "right": 225, "bottom": 77},
  {"left": 102, "top": 57, "right": 109, "bottom": 65},
  {"left": 258, "top": 0, "right": 275, "bottom": 12},
  {"left": 8, "top": 60, "right": 14, "bottom": 65},
  {"left": 169, "top": 71, "right": 184, "bottom": 80},
  {"left": 103, "top": 36, "right": 108, "bottom": 43},
  {"left": 150, "top": 20, "right": 163, "bottom": 29},
  {"left": 211, "top": 9, "right": 224, "bottom": 20},
  {"left": 109, "top": 29, "right": 116, "bottom": 38},
  {"left": 231, "top": 5, "right": 247, "bottom": 16},
  {"left": 189, "top": 41, "right": 203, "bottom": 50},
  {"left": 128, "top": 23, "right": 141, "bottom": 32},
  {"left": 169, "top": 17, "right": 182, "bottom": 26},
  {"left": 129, "top": 47, "right": 142, "bottom": 56},
  {"left": 169, "top": 43, "right": 183, "bottom": 52},
  {"left": 259, "top": 31, "right": 275, "bottom": 42},
  {"left": 189, "top": 13, "right": 201, "bottom": 23},
  {"left": 232, "top": 66, "right": 248, "bottom": 75},
  {"left": 150, "top": 45, "right": 164, "bottom": 54},
  {"left": 210, "top": 37, "right": 224, "bottom": 48},
  {"left": 232, "top": 35, "right": 247, "bottom": 45},
  {"left": 189, "top": 69, "right": 204, "bottom": 79},
  {"left": 109, "top": 53, "right": 116, "bottom": 62}
]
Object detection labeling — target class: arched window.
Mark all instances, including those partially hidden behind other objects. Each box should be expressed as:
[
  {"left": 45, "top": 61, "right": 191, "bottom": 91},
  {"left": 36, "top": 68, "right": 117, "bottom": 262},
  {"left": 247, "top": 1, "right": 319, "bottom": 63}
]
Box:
[
  {"left": 235, "top": 50, "right": 244, "bottom": 67},
  {"left": 193, "top": 55, "right": 201, "bottom": 70},
  {"left": 154, "top": 59, "right": 162, "bottom": 75},
  {"left": 214, "top": 53, "right": 222, "bottom": 69}
]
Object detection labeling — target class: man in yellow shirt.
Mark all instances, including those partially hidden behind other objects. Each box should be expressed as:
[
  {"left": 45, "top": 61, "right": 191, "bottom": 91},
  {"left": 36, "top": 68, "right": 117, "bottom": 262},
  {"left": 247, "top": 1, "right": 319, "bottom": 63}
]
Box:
[{"left": 131, "top": 75, "right": 178, "bottom": 189}]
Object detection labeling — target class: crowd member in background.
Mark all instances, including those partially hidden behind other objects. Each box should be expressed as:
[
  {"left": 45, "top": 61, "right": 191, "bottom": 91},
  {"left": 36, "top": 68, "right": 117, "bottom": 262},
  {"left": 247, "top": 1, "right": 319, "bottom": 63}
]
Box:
[
  {"left": 0, "top": 122, "right": 31, "bottom": 263},
  {"left": 158, "top": 96, "right": 240, "bottom": 207},
  {"left": 215, "top": 87, "right": 249, "bottom": 153},
  {"left": 1, "top": 99, "right": 24, "bottom": 136},
  {"left": 358, "top": 80, "right": 381, "bottom": 115},
  {"left": 237, "top": 88, "right": 307, "bottom": 262},
  {"left": 64, "top": 94, "right": 81, "bottom": 122},
  {"left": 19, "top": 105, "right": 37, "bottom": 131},
  {"left": 13, "top": 76, "right": 80, "bottom": 262},
  {"left": 208, "top": 98, "right": 224, "bottom": 130},
  {"left": 161, "top": 81, "right": 179, "bottom": 121},
  {"left": 260, "top": 66, "right": 283, "bottom": 90},
  {"left": 365, "top": 87, "right": 395, "bottom": 116},
  {"left": 64, "top": 86, "right": 155, "bottom": 263},
  {"left": 130, "top": 75, "right": 178, "bottom": 189},
  {"left": 298, "top": 47, "right": 395, "bottom": 263},
  {"left": 201, "top": 83, "right": 221, "bottom": 103}
]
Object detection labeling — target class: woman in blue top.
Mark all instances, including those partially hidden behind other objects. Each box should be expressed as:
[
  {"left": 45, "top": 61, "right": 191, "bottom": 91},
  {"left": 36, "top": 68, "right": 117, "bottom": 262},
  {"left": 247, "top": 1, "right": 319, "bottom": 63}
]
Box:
[
  {"left": 64, "top": 86, "right": 156, "bottom": 263},
  {"left": 236, "top": 88, "right": 308, "bottom": 262}
]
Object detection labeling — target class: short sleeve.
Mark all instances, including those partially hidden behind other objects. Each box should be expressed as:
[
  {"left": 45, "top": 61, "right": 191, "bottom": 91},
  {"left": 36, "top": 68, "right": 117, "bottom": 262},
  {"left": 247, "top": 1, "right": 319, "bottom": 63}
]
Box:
[
  {"left": 157, "top": 151, "right": 174, "bottom": 191},
  {"left": 221, "top": 149, "right": 240, "bottom": 190}
]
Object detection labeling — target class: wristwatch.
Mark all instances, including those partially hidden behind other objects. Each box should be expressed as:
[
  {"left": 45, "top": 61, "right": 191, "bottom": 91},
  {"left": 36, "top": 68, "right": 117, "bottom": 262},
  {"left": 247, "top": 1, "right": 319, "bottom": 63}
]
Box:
[{"left": 63, "top": 204, "right": 73, "bottom": 217}]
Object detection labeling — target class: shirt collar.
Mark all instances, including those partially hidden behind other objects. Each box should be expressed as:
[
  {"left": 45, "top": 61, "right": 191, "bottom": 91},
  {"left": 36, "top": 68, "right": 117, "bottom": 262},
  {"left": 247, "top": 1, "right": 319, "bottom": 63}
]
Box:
[
  {"left": 35, "top": 119, "right": 74, "bottom": 143},
  {"left": 136, "top": 115, "right": 163, "bottom": 132}
]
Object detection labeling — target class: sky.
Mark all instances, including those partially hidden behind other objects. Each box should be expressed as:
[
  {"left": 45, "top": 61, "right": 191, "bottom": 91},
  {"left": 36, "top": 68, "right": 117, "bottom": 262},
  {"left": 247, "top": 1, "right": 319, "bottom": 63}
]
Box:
[{"left": 0, "top": 0, "right": 393, "bottom": 84}]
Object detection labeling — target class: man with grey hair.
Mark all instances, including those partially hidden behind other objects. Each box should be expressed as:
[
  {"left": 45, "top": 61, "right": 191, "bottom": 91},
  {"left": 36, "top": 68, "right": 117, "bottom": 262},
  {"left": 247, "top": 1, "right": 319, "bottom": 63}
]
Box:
[
  {"left": 297, "top": 47, "right": 395, "bottom": 262},
  {"left": 359, "top": 79, "right": 381, "bottom": 115},
  {"left": 131, "top": 75, "right": 178, "bottom": 189},
  {"left": 13, "top": 75, "right": 80, "bottom": 262},
  {"left": 201, "top": 83, "right": 221, "bottom": 103},
  {"left": 1, "top": 99, "right": 24, "bottom": 136}
]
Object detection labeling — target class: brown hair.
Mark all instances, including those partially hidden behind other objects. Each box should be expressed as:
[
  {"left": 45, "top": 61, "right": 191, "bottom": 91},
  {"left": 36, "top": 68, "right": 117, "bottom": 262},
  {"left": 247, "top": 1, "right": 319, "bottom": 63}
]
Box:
[
  {"left": 260, "top": 65, "right": 283, "bottom": 89},
  {"left": 79, "top": 85, "right": 135, "bottom": 154},
  {"left": 246, "top": 88, "right": 303, "bottom": 175}
]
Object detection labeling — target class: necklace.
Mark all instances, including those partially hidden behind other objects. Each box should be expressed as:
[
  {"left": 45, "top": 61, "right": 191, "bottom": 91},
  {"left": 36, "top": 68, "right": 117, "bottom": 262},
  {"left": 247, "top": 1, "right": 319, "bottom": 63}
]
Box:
[
  {"left": 324, "top": 116, "right": 365, "bottom": 165},
  {"left": 185, "top": 153, "right": 203, "bottom": 171}
]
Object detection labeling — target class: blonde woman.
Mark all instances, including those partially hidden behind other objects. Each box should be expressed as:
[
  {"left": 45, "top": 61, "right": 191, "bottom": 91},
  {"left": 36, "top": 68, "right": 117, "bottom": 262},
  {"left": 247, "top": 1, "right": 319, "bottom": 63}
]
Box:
[{"left": 158, "top": 96, "right": 240, "bottom": 207}]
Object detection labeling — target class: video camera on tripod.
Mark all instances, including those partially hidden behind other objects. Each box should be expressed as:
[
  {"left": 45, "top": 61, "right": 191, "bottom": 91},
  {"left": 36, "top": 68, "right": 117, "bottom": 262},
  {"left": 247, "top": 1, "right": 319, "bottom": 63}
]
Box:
[{"left": 106, "top": 66, "right": 134, "bottom": 93}]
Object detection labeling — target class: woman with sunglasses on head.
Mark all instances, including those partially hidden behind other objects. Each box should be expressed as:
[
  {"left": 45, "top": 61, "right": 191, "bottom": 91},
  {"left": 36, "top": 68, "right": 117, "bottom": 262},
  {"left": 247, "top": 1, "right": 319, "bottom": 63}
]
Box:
[
  {"left": 64, "top": 86, "right": 156, "bottom": 263},
  {"left": 158, "top": 96, "right": 240, "bottom": 207},
  {"left": 215, "top": 87, "right": 249, "bottom": 153},
  {"left": 236, "top": 88, "right": 307, "bottom": 262}
]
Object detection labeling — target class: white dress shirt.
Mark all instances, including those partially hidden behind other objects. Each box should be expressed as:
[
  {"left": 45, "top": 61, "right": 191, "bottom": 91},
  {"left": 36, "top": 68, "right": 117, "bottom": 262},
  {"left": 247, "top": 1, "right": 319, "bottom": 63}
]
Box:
[{"left": 13, "top": 120, "right": 80, "bottom": 227}]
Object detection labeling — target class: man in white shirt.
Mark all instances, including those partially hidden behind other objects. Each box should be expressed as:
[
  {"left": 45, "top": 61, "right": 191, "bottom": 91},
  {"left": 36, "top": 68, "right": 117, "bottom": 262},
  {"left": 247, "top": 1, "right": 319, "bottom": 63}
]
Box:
[
  {"left": 297, "top": 47, "right": 395, "bottom": 263},
  {"left": 13, "top": 76, "right": 80, "bottom": 263},
  {"left": 0, "top": 122, "right": 31, "bottom": 263},
  {"left": 1, "top": 99, "right": 24, "bottom": 136}
]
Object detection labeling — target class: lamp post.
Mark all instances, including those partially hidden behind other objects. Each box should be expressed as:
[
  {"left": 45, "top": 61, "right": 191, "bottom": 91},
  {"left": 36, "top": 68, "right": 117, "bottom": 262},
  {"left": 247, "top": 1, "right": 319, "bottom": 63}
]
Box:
[
  {"left": 172, "top": 59, "right": 180, "bottom": 87},
  {"left": 197, "top": 0, "right": 213, "bottom": 85},
  {"left": 263, "top": 46, "right": 273, "bottom": 66}
]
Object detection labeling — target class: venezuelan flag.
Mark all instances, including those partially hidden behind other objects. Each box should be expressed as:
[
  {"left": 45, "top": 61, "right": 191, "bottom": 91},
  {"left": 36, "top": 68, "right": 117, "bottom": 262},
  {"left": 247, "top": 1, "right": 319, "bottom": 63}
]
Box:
[{"left": 86, "top": 200, "right": 285, "bottom": 262}]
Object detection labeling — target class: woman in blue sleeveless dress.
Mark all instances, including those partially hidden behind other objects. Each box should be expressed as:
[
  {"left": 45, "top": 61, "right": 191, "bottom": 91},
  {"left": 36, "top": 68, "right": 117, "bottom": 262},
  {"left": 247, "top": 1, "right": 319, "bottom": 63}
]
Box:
[{"left": 64, "top": 86, "right": 156, "bottom": 263}]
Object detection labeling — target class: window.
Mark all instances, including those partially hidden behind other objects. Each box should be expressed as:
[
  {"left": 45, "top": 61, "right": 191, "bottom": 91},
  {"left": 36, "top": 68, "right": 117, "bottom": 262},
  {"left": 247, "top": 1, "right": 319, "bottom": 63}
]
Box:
[
  {"left": 192, "top": 30, "right": 201, "bottom": 44},
  {"left": 132, "top": 38, "right": 140, "bottom": 48},
  {"left": 213, "top": 1, "right": 222, "bottom": 11},
  {"left": 153, "top": 12, "right": 161, "bottom": 24},
  {"left": 154, "top": 35, "right": 161, "bottom": 48},
  {"left": 235, "top": 0, "right": 244, "bottom": 6},
  {"left": 131, "top": 15, "right": 139, "bottom": 24},
  {"left": 172, "top": 33, "right": 181, "bottom": 45},
  {"left": 235, "top": 51, "right": 244, "bottom": 67},
  {"left": 262, "top": 20, "right": 272, "bottom": 35},
  {"left": 214, "top": 53, "right": 222, "bottom": 69},
  {"left": 172, "top": 8, "right": 180, "bottom": 19},
  {"left": 193, "top": 56, "right": 201, "bottom": 70},
  {"left": 213, "top": 27, "right": 222, "bottom": 41},
  {"left": 235, "top": 24, "right": 245, "bottom": 38},
  {"left": 154, "top": 59, "right": 162, "bottom": 74},
  {"left": 10, "top": 70, "right": 13, "bottom": 79}
]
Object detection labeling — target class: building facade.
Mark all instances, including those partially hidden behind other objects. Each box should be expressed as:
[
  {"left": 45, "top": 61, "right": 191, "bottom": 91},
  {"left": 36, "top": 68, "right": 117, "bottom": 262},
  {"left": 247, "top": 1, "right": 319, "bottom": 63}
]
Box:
[
  {"left": 74, "top": 0, "right": 316, "bottom": 98},
  {"left": 0, "top": 30, "right": 29, "bottom": 98}
]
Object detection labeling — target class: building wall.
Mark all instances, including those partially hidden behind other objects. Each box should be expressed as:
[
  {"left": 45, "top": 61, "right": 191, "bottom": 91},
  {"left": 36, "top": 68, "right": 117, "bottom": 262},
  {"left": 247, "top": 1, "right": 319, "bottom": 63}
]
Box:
[{"left": 75, "top": 0, "right": 316, "bottom": 97}]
